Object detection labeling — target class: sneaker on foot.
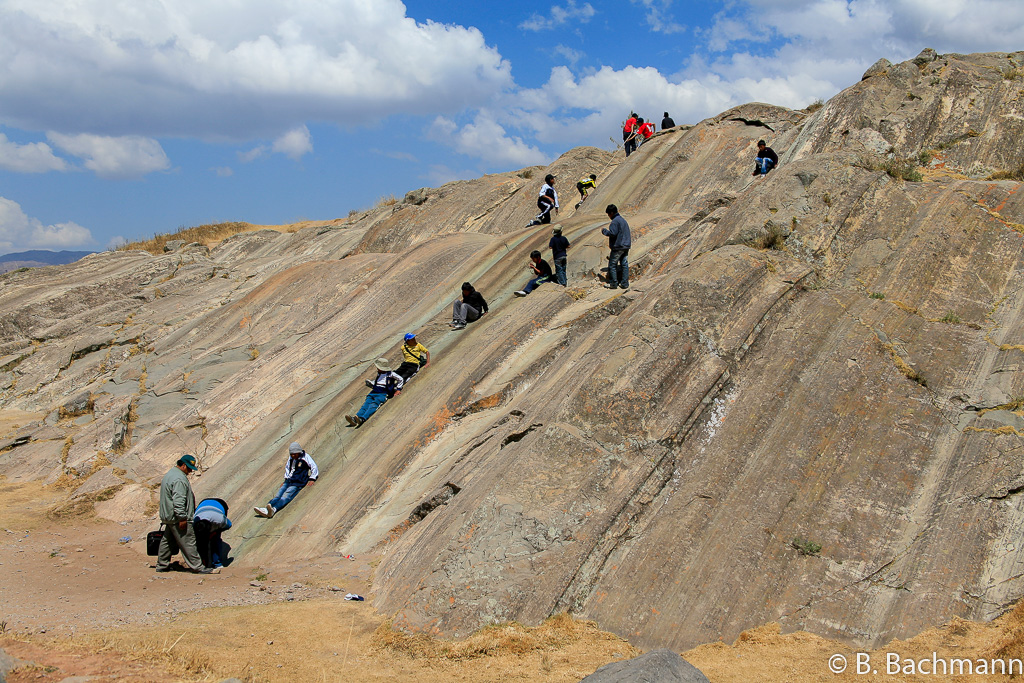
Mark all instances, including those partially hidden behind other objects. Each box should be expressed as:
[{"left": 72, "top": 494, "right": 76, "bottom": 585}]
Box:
[
  {"left": 514, "top": 290, "right": 526, "bottom": 297},
  {"left": 266, "top": 504, "right": 276, "bottom": 518},
  {"left": 194, "top": 566, "right": 214, "bottom": 574},
  {"left": 605, "top": 283, "right": 618, "bottom": 289},
  {"left": 155, "top": 566, "right": 171, "bottom": 573},
  {"left": 345, "top": 415, "right": 355, "bottom": 426},
  {"left": 253, "top": 506, "right": 268, "bottom": 517},
  {"left": 452, "top": 322, "right": 466, "bottom": 330},
  {"left": 364, "top": 379, "right": 373, "bottom": 388},
  {"left": 620, "top": 284, "right": 630, "bottom": 289}
]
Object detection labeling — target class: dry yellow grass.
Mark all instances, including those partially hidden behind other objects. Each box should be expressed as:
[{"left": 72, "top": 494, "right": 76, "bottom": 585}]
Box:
[
  {"left": 54, "top": 603, "right": 638, "bottom": 683},
  {"left": 118, "top": 222, "right": 256, "bottom": 255}
]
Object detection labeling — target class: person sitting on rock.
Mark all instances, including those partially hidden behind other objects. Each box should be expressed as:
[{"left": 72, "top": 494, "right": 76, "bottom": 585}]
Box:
[
  {"left": 254, "top": 443, "right": 317, "bottom": 518},
  {"left": 345, "top": 358, "right": 404, "bottom": 427},
  {"left": 753, "top": 140, "right": 779, "bottom": 177},
  {"left": 661, "top": 111, "right": 676, "bottom": 129},
  {"left": 395, "top": 333, "right": 430, "bottom": 382},
  {"left": 575, "top": 174, "right": 597, "bottom": 209},
  {"left": 451, "top": 282, "right": 488, "bottom": 330},
  {"left": 193, "top": 497, "right": 231, "bottom": 569},
  {"left": 514, "top": 250, "right": 554, "bottom": 297}
]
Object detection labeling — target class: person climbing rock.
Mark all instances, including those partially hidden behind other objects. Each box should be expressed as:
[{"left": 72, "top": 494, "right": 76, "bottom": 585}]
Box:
[
  {"left": 575, "top": 174, "right": 597, "bottom": 209},
  {"left": 753, "top": 140, "right": 779, "bottom": 177},
  {"left": 623, "top": 112, "right": 638, "bottom": 157},
  {"left": 602, "top": 204, "right": 632, "bottom": 290},
  {"left": 661, "top": 111, "right": 676, "bottom": 129},
  {"left": 395, "top": 333, "right": 430, "bottom": 382},
  {"left": 451, "top": 282, "right": 488, "bottom": 330},
  {"left": 637, "top": 118, "right": 655, "bottom": 145},
  {"left": 549, "top": 226, "right": 570, "bottom": 286},
  {"left": 345, "top": 359, "right": 404, "bottom": 427},
  {"left": 514, "top": 250, "right": 554, "bottom": 297},
  {"left": 253, "top": 443, "right": 318, "bottom": 518},
  {"left": 527, "top": 174, "right": 559, "bottom": 226}
]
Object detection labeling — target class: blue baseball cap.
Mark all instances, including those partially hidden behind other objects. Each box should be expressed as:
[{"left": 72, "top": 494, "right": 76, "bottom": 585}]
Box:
[{"left": 404, "top": 333, "right": 416, "bottom": 340}]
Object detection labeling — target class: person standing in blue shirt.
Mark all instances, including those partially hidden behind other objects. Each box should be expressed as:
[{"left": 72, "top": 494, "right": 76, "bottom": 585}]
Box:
[
  {"left": 602, "top": 205, "right": 632, "bottom": 289},
  {"left": 549, "top": 227, "right": 570, "bottom": 286}
]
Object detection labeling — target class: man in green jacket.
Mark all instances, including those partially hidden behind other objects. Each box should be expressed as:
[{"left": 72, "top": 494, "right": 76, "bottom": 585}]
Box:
[{"left": 156, "top": 454, "right": 214, "bottom": 574}]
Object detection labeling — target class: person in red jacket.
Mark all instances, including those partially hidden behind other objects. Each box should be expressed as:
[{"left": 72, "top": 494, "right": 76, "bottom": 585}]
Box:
[
  {"left": 623, "top": 113, "right": 638, "bottom": 157},
  {"left": 637, "top": 118, "right": 655, "bottom": 146}
]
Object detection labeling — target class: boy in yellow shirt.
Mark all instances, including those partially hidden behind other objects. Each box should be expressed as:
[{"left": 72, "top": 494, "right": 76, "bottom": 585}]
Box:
[{"left": 396, "top": 333, "right": 430, "bottom": 382}]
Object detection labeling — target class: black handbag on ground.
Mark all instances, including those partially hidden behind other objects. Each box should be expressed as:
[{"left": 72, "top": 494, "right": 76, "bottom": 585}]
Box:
[{"left": 146, "top": 525, "right": 164, "bottom": 556}]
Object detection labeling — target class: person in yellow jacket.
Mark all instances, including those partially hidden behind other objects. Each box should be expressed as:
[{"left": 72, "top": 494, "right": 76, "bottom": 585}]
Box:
[
  {"left": 575, "top": 173, "right": 596, "bottom": 209},
  {"left": 395, "top": 333, "right": 430, "bottom": 382}
]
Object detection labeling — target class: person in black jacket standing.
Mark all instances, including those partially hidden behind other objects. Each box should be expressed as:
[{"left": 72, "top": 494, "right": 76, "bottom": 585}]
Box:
[{"left": 451, "top": 282, "right": 488, "bottom": 330}]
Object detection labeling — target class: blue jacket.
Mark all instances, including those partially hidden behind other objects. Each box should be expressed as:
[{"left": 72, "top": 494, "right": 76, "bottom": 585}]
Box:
[
  {"left": 549, "top": 235, "right": 570, "bottom": 260},
  {"left": 602, "top": 214, "right": 632, "bottom": 249},
  {"left": 194, "top": 498, "right": 232, "bottom": 531}
]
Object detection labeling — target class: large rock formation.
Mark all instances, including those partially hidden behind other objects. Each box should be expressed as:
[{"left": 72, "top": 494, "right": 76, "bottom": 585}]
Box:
[{"left": 2, "top": 50, "right": 1024, "bottom": 651}]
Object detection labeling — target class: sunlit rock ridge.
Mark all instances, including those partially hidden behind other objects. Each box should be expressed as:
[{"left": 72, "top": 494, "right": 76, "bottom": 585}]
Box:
[{"left": 1, "top": 49, "right": 1024, "bottom": 651}]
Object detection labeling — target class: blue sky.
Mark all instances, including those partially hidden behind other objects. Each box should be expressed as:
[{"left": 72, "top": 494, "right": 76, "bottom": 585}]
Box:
[{"left": 1, "top": 0, "right": 1023, "bottom": 255}]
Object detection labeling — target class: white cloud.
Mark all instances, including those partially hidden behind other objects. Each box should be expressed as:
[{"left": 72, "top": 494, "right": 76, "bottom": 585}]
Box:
[
  {"left": 630, "top": 0, "right": 685, "bottom": 34},
  {"left": 520, "top": 2, "right": 596, "bottom": 31},
  {"left": 239, "top": 125, "right": 312, "bottom": 163},
  {"left": 0, "top": 196, "right": 93, "bottom": 251},
  {"left": 428, "top": 115, "right": 548, "bottom": 167},
  {"left": 238, "top": 146, "right": 267, "bottom": 163},
  {"left": 0, "top": 0, "right": 511, "bottom": 139},
  {"left": 213, "top": 166, "right": 233, "bottom": 177},
  {"left": 272, "top": 125, "right": 312, "bottom": 160},
  {"left": 46, "top": 133, "right": 170, "bottom": 179},
  {"left": 553, "top": 45, "right": 585, "bottom": 66},
  {"left": 0, "top": 133, "right": 68, "bottom": 173}
]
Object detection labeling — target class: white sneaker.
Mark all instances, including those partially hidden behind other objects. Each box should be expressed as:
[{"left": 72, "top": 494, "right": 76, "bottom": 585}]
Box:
[
  {"left": 514, "top": 290, "right": 526, "bottom": 297},
  {"left": 253, "top": 506, "right": 269, "bottom": 517},
  {"left": 266, "top": 504, "right": 276, "bottom": 518}
]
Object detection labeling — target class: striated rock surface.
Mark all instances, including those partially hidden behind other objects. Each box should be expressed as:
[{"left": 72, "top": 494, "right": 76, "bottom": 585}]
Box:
[{"left": 2, "top": 51, "right": 1024, "bottom": 652}]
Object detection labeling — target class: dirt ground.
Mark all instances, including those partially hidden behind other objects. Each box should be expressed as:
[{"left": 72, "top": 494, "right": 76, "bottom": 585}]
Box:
[{"left": 3, "top": 477, "right": 1024, "bottom": 682}]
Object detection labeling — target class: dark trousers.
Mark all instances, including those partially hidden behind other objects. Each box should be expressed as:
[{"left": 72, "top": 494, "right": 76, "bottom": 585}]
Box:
[
  {"left": 608, "top": 248, "right": 630, "bottom": 286},
  {"left": 193, "top": 519, "right": 224, "bottom": 568},
  {"left": 396, "top": 361, "right": 421, "bottom": 381}
]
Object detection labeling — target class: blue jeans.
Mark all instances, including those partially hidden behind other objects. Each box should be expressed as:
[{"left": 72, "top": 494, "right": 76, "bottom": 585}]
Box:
[
  {"left": 755, "top": 157, "right": 775, "bottom": 175},
  {"left": 523, "top": 275, "right": 551, "bottom": 294},
  {"left": 269, "top": 482, "right": 303, "bottom": 511},
  {"left": 608, "top": 248, "right": 629, "bottom": 287},
  {"left": 356, "top": 392, "right": 388, "bottom": 421},
  {"left": 553, "top": 257, "right": 567, "bottom": 286}
]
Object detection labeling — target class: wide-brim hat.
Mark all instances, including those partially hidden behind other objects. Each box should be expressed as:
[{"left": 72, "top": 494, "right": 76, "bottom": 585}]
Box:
[{"left": 374, "top": 358, "right": 392, "bottom": 372}]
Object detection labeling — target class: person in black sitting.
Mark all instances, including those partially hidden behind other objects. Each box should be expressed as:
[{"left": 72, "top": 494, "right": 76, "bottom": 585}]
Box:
[
  {"left": 450, "top": 282, "right": 488, "bottom": 330},
  {"left": 514, "top": 250, "right": 553, "bottom": 297},
  {"left": 753, "top": 140, "right": 779, "bottom": 177},
  {"left": 661, "top": 112, "right": 676, "bottom": 129}
]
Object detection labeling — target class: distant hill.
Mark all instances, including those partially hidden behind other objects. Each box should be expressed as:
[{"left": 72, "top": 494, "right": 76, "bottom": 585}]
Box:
[{"left": 0, "top": 250, "right": 94, "bottom": 274}]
